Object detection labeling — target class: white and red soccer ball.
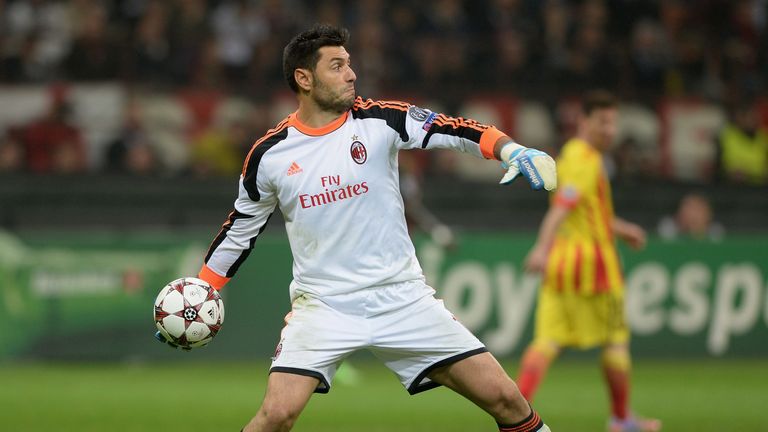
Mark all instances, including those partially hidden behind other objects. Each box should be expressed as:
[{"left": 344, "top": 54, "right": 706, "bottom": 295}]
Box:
[{"left": 154, "top": 277, "right": 224, "bottom": 349}]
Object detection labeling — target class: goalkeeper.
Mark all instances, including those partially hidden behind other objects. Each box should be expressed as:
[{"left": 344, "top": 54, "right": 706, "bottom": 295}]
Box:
[{"left": 159, "top": 24, "right": 556, "bottom": 432}]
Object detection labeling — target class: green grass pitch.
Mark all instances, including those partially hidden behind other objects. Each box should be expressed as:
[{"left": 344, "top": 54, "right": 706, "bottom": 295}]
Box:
[{"left": 1, "top": 359, "right": 766, "bottom": 431}]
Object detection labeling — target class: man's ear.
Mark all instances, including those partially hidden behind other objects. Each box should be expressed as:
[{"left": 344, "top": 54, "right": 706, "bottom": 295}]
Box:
[{"left": 294, "top": 68, "right": 313, "bottom": 93}]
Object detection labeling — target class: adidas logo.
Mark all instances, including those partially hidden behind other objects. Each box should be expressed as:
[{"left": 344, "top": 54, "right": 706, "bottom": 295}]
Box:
[{"left": 287, "top": 162, "right": 303, "bottom": 176}]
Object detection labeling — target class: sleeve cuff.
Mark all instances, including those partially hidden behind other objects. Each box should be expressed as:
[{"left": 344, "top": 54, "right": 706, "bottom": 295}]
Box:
[
  {"left": 198, "top": 264, "right": 230, "bottom": 290},
  {"left": 479, "top": 127, "right": 507, "bottom": 160}
]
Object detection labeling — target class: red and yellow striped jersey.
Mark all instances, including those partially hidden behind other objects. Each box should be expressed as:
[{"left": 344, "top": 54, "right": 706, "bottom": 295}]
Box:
[{"left": 544, "top": 138, "right": 623, "bottom": 295}]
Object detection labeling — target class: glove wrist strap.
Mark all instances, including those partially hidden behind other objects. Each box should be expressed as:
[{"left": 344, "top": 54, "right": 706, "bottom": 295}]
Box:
[{"left": 500, "top": 142, "right": 526, "bottom": 162}]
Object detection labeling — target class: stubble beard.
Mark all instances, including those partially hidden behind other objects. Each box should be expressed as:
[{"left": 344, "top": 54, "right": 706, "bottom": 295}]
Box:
[{"left": 312, "top": 78, "right": 355, "bottom": 115}]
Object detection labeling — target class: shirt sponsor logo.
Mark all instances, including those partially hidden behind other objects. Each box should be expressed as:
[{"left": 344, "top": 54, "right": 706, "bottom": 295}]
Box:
[
  {"left": 350, "top": 141, "right": 367, "bottom": 164},
  {"left": 299, "top": 181, "right": 369, "bottom": 209}
]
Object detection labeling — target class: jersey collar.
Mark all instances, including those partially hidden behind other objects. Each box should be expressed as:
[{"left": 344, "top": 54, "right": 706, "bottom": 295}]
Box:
[{"left": 289, "top": 111, "right": 348, "bottom": 136}]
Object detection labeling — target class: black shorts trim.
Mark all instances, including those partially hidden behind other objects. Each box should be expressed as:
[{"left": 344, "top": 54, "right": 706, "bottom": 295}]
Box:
[
  {"left": 407, "top": 347, "right": 489, "bottom": 395},
  {"left": 269, "top": 367, "right": 330, "bottom": 394}
]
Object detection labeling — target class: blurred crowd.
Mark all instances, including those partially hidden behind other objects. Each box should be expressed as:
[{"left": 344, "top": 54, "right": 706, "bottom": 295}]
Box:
[
  {"left": 1, "top": 0, "right": 766, "bottom": 102},
  {"left": 0, "top": 0, "right": 767, "bottom": 183}
]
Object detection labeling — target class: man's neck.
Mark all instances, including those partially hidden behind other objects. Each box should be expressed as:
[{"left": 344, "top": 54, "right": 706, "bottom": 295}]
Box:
[{"left": 296, "top": 99, "right": 345, "bottom": 128}]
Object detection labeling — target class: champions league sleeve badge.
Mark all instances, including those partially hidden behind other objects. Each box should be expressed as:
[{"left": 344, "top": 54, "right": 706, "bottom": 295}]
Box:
[
  {"left": 408, "top": 106, "right": 437, "bottom": 131},
  {"left": 408, "top": 105, "right": 430, "bottom": 122}
]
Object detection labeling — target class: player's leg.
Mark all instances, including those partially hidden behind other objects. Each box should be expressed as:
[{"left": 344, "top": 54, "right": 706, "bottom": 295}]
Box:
[
  {"left": 242, "top": 372, "right": 319, "bottom": 432},
  {"left": 516, "top": 340, "right": 560, "bottom": 401},
  {"left": 599, "top": 291, "right": 660, "bottom": 432},
  {"left": 428, "top": 351, "right": 551, "bottom": 431},
  {"left": 602, "top": 344, "right": 661, "bottom": 432},
  {"left": 516, "top": 288, "right": 566, "bottom": 401},
  {"left": 247, "top": 294, "right": 367, "bottom": 431},
  {"left": 602, "top": 343, "right": 631, "bottom": 421},
  {"left": 369, "top": 288, "right": 548, "bottom": 430}
]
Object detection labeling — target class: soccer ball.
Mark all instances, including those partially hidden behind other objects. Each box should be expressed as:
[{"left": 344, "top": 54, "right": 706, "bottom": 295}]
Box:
[{"left": 154, "top": 277, "right": 224, "bottom": 349}]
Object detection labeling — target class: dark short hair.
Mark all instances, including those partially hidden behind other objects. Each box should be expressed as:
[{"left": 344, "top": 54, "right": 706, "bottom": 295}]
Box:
[
  {"left": 283, "top": 24, "right": 350, "bottom": 93},
  {"left": 582, "top": 90, "right": 617, "bottom": 115}
]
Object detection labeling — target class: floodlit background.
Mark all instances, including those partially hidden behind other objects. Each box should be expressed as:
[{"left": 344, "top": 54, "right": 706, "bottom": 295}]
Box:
[{"left": 0, "top": 1, "right": 766, "bottom": 431}]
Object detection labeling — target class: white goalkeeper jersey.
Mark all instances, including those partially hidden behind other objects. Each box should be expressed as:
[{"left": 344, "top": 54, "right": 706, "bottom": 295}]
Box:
[{"left": 200, "top": 97, "right": 505, "bottom": 303}]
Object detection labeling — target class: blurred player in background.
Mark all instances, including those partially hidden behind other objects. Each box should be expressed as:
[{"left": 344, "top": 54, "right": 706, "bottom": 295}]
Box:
[
  {"left": 161, "top": 24, "right": 558, "bottom": 432},
  {"left": 519, "top": 91, "right": 661, "bottom": 432}
]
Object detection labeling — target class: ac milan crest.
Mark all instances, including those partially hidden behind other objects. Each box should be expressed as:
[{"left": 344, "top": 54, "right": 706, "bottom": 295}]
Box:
[{"left": 350, "top": 141, "right": 367, "bottom": 164}]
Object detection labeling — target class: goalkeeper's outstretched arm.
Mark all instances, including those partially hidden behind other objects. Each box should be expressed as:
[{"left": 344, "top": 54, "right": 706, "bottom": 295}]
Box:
[{"left": 393, "top": 105, "right": 556, "bottom": 191}]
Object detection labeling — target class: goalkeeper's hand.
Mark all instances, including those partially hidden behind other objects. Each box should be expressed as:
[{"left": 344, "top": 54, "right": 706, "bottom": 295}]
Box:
[
  {"left": 154, "top": 330, "right": 191, "bottom": 351},
  {"left": 499, "top": 143, "right": 557, "bottom": 191}
]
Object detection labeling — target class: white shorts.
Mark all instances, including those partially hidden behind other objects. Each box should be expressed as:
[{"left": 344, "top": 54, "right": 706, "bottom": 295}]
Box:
[{"left": 270, "top": 281, "right": 486, "bottom": 394}]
